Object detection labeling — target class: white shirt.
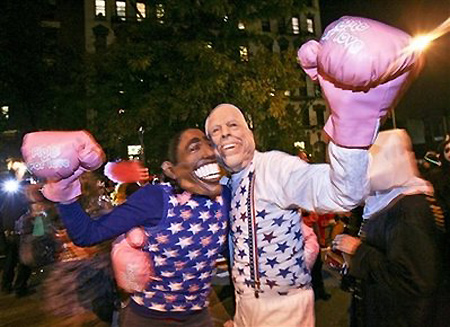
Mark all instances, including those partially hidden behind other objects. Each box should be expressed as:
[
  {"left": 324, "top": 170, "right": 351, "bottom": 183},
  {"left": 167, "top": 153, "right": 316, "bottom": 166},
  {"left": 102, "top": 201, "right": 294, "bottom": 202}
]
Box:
[{"left": 224, "top": 142, "right": 369, "bottom": 295}]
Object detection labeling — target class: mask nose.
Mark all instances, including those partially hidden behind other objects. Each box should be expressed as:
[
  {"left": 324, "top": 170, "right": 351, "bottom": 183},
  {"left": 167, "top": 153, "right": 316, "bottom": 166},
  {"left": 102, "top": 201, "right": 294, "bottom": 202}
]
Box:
[
  {"left": 201, "top": 142, "right": 216, "bottom": 159},
  {"left": 220, "top": 125, "right": 231, "bottom": 139}
]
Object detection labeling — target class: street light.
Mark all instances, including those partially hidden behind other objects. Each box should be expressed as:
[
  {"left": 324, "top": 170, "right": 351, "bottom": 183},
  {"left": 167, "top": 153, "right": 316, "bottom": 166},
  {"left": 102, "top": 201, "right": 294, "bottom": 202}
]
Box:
[{"left": 3, "top": 179, "right": 20, "bottom": 193}]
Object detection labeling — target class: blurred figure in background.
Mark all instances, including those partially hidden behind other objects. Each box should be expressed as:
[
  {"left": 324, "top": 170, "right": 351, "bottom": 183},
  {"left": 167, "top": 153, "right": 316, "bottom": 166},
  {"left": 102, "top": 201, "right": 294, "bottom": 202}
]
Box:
[
  {"left": 424, "top": 137, "right": 450, "bottom": 269},
  {"left": 333, "top": 130, "right": 443, "bottom": 327},
  {"left": 43, "top": 172, "right": 118, "bottom": 327},
  {"left": 0, "top": 159, "right": 32, "bottom": 297},
  {"left": 302, "top": 210, "right": 331, "bottom": 301},
  {"left": 112, "top": 183, "right": 141, "bottom": 206}
]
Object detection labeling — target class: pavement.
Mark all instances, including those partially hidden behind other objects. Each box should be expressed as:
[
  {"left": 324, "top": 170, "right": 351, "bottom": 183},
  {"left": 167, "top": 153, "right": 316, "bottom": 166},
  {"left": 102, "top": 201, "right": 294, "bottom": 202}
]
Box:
[{"left": 0, "top": 262, "right": 351, "bottom": 327}]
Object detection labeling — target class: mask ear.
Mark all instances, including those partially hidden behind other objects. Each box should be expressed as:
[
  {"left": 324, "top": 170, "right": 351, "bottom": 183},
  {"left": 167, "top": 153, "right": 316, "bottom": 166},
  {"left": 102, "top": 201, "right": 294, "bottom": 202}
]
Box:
[{"left": 161, "top": 161, "right": 176, "bottom": 180}]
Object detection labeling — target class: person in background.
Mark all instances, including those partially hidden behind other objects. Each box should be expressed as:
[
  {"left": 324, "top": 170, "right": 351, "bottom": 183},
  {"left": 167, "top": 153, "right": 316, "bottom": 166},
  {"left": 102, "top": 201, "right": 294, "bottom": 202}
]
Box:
[
  {"left": 41, "top": 172, "right": 117, "bottom": 327},
  {"left": 303, "top": 210, "right": 331, "bottom": 301},
  {"left": 333, "top": 129, "right": 443, "bottom": 327},
  {"left": 424, "top": 137, "right": 450, "bottom": 260},
  {"left": 112, "top": 183, "right": 141, "bottom": 206},
  {"left": 0, "top": 159, "right": 32, "bottom": 297}
]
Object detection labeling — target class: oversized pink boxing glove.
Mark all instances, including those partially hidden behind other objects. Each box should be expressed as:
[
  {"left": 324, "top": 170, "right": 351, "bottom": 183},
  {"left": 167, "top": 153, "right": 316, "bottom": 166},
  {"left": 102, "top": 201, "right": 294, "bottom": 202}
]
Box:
[
  {"left": 42, "top": 166, "right": 86, "bottom": 203},
  {"left": 21, "top": 131, "right": 105, "bottom": 202},
  {"left": 111, "top": 227, "right": 154, "bottom": 293},
  {"left": 298, "top": 16, "right": 422, "bottom": 148}
]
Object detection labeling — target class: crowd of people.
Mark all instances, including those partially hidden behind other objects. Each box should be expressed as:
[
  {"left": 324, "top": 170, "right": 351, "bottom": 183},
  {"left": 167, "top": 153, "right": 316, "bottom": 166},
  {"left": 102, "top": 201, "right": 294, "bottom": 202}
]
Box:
[{"left": 0, "top": 15, "right": 449, "bottom": 327}]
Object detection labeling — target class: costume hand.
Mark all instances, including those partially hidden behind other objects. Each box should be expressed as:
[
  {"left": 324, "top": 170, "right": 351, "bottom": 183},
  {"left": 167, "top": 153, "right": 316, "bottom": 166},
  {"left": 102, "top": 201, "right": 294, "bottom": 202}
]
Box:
[
  {"left": 332, "top": 234, "right": 361, "bottom": 255},
  {"left": 302, "top": 223, "right": 319, "bottom": 270},
  {"left": 298, "top": 16, "right": 422, "bottom": 148},
  {"left": 111, "top": 228, "right": 155, "bottom": 293},
  {"left": 104, "top": 160, "right": 149, "bottom": 184}
]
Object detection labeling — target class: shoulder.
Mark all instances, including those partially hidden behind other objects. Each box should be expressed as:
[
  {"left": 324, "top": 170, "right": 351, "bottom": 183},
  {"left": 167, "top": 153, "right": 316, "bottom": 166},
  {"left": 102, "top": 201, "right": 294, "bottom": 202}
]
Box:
[
  {"left": 396, "top": 194, "right": 428, "bottom": 211},
  {"left": 256, "top": 150, "right": 303, "bottom": 163},
  {"left": 127, "top": 184, "right": 166, "bottom": 203},
  {"left": 390, "top": 194, "right": 433, "bottom": 226},
  {"left": 255, "top": 150, "right": 307, "bottom": 171},
  {"left": 257, "top": 150, "right": 294, "bottom": 160}
]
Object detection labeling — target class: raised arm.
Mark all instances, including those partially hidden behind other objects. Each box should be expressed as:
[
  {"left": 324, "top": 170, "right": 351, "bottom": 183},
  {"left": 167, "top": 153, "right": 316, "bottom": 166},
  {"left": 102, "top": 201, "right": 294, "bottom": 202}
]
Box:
[{"left": 57, "top": 185, "right": 165, "bottom": 246}]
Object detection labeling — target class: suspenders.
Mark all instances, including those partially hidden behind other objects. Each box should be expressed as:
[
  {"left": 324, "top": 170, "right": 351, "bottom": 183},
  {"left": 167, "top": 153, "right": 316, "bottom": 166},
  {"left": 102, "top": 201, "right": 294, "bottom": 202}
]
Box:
[{"left": 246, "top": 171, "right": 261, "bottom": 298}]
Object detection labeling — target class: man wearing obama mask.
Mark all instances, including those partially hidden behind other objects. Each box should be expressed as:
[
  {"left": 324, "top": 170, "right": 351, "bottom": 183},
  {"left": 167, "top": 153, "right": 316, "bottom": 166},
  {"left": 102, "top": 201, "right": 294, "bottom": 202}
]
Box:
[{"left": 206, "top": 16, "right": 423, "bottom": 327}]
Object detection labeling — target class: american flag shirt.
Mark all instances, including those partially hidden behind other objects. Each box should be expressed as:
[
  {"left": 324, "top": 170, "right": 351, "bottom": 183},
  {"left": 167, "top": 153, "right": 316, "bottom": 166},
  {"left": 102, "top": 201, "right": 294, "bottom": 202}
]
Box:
[
  {"left": 227, "top": 146, "right": 369, "bottom": 296},
  {"left": 131, "top": 184, "right": 230, "bottom": 312}
]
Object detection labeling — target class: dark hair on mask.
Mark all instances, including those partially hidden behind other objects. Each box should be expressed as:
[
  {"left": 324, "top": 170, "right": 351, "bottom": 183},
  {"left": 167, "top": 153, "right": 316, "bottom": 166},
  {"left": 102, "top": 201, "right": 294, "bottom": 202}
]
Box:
[
  {"left": 166, "top": 130, "right": 185, "bottom": 165},
  {"left": 163, "top": 130, "right": 186, "bottom": 193}
]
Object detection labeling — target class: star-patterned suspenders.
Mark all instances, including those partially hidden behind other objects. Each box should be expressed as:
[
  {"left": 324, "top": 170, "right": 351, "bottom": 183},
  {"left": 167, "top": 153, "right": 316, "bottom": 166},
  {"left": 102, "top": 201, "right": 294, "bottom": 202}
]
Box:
[{"left": 247, "top": 171, "right": 261, "bottom": 298}]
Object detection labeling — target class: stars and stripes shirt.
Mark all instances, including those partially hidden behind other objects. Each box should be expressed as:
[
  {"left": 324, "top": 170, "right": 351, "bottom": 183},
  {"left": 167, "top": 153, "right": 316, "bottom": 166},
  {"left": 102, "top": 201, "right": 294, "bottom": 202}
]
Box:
[
  {"left": 58, "top": 183, "right": 230, "bottom": 317},
  {"left": 133, "top": 184, "right": 229, "bottom": 312},
  {"left": 226, "top": 144, "right": 369, "bottom": 296}
]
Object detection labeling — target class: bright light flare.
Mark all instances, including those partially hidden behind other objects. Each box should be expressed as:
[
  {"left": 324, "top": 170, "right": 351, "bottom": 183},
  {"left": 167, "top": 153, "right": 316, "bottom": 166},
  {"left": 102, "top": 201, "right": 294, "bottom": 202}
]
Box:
[
  {"left": 381, "top": 16, "right": 450, "bottom": 81},
  {"left": 409, "top": 34, "right": 434, "bottom": 52},
  {"left": 3, "top": 180, "right": 20, "bottom": 193},
  {"left": 407, "top": 16, "right": 450, "bottom": 53}
]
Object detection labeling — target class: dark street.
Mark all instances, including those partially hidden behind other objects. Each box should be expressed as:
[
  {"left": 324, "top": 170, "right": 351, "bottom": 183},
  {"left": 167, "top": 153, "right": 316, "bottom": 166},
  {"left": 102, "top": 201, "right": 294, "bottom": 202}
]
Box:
[{"left": 0, "top": 259, "right": 350, "bottom": 327}]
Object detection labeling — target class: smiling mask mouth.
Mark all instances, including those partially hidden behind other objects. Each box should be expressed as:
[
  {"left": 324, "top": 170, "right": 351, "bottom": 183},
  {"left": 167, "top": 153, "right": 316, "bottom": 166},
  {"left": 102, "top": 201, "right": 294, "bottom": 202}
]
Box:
[
  {"left": 193, "top": 163, "right": 221, "bottom": 182},
  {"left": 222, "top": 143, "right": 237, "bottom": 152}
]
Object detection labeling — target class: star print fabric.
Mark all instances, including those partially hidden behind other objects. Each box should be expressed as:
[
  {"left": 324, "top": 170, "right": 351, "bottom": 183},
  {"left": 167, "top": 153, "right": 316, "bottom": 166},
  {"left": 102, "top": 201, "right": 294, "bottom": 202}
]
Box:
[
  {"left": 229, "top": 157, "right": 311, "bottom": 296},
  {"left": 132, "top": 184, "right": 228, "bottom": 312}
]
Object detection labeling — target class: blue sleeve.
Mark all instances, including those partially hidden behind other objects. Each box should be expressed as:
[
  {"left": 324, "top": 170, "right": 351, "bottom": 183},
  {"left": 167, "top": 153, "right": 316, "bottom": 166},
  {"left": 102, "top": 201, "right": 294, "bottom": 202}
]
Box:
[{"left": 57, "top": 185, "right": 167, "bottom": 246}]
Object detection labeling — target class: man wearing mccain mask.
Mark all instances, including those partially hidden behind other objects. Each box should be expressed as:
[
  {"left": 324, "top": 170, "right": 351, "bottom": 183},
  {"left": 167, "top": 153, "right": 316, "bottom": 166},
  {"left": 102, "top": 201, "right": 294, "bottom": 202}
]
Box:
[
  {"left": 205, "top": 16, "right": 422, "bottom": 327},
  {"left": 21, "top": 128, "right": 230, "bottom": 327}
]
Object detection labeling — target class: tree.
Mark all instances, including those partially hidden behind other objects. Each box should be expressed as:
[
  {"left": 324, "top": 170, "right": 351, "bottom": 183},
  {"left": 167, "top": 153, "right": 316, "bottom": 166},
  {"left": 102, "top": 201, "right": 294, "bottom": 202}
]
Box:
[{"left": 87, "top": 0, "right": 311, "bottom": 171}]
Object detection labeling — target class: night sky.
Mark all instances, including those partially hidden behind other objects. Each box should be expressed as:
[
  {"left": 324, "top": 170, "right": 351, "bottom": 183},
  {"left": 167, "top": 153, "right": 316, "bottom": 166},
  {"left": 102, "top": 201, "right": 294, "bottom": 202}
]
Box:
[{"left": 319, "top": 0, "right": 450, "bottom": 121}]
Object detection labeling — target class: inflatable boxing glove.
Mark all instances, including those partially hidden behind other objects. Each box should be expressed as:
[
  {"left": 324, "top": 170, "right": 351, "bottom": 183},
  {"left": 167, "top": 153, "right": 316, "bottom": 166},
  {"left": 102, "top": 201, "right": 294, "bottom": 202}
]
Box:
[
  {"left": 21, "top": 131, "right": 105, "bottom": 202},
  {"left": 111, "top": 227, "right": 154, "bottom": 293},
  {"left": 298, "top": 16, "right": 422, "bottom": 148},
  {"left": 41, "top": 167, "right": 86, "bottom": 203}
]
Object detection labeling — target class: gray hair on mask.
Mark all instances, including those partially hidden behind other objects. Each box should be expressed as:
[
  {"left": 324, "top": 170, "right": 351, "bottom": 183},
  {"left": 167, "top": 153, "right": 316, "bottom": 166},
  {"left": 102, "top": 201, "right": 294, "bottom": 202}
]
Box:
[{"left": 205, "top": 103, "right": 250, "bottom": 137}]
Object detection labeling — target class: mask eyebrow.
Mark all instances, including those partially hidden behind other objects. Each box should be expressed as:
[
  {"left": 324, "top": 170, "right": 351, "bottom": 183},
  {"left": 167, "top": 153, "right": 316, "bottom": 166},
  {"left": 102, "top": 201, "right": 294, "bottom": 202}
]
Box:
[{"left": 185, "top": 137, "right": 201, "bottom": 150}]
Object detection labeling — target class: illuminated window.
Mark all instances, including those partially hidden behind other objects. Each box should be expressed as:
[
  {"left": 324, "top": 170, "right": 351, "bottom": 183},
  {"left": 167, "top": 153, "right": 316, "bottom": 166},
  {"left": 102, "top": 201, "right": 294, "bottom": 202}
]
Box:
[
  {"left": 306, "top": 17, "right": 314, "bottom": 33},
  {"left": 128, "top": 145, "right": 142, "bottom": 159},
  {"left": 239, "top": 46, "right": 248, "bottom": 61},
  {"left": 1, "top": 106, "right": 9, "bottom": 119},
  {"left": 238, "top": 21, "right": 245, "bottom": 30},
  {"left": 291, "top": 17, "right": 299, "bottom": 34},
  {"left": 95, "top": 0, "right": 106, "bottom": 18},
  {"left": 156, "top": 3, "right": 165, "bottom": 23},
  {"left": 116, "top": 1, "right": 126, "bottom": 20},
  {"left": 137, "top": 2, "right": 146, "bottom": 21}
]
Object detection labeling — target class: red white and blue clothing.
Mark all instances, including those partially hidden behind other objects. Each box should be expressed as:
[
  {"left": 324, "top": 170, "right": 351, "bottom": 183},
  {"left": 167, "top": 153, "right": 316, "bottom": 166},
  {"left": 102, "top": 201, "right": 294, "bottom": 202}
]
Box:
[
  {"left": 58, "top": 183, "right": 230, "bottom": 321},
  {"left": 226, "top": 143, "right": 369, "bottom": 327}
]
